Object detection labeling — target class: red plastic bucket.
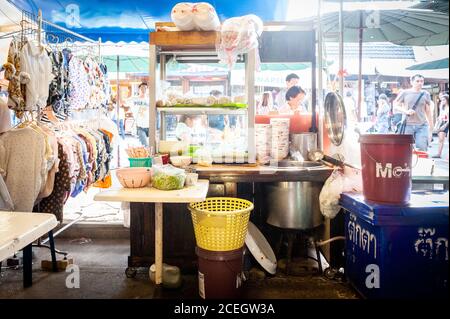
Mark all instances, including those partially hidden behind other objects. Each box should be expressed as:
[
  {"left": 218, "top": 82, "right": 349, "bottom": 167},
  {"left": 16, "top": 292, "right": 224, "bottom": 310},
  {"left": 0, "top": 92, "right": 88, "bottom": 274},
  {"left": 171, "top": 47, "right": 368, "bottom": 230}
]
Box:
[
  {"left": 196, "top": 246, "right": 244, "bottom": 299},
  {"left": 359, "top": 134, "right": 414, "bottom": 205}
]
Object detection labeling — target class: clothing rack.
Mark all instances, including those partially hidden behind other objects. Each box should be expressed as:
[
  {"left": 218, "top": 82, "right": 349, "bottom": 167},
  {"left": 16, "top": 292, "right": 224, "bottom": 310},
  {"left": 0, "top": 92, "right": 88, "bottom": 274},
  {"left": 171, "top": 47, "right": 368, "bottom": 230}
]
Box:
[
  {"left": 1, "top": 9, "right": 103, "bottom": 124},
  {"left": 1, "top": 10, "right": 105, "bottom": 263}
]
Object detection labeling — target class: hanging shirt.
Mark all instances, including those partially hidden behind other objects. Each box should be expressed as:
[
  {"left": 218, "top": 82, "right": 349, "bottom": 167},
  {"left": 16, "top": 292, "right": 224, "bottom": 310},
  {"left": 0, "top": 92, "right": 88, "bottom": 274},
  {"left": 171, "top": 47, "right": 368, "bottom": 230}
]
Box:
[
  {"left": 20, "top": 40, "right": 54, "bottom": 112},
  {"left": 128, "top": 97, "right": 150, "bottom": 128},
  {"left": 5, "top": 40, "right": 27, "bottom": 118},
  {"left": 68, "top": 56, "right": 91, "bottom": 111},
  {"left": 0, "top": 127, "right": 46, "bottom": 212},
  {"left": 36, "top": 142, "right": 72, "bottom": 222}
]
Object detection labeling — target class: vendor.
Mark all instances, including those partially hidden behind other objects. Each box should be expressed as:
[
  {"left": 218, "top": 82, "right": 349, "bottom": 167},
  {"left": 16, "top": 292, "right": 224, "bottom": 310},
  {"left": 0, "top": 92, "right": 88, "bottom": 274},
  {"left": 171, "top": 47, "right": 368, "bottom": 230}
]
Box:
[
  {"left": 175, "top": 115, "right": 195, "bottom": 144},
  {"left": 277, "top": 86, "right": 307, "bottom": 114}
]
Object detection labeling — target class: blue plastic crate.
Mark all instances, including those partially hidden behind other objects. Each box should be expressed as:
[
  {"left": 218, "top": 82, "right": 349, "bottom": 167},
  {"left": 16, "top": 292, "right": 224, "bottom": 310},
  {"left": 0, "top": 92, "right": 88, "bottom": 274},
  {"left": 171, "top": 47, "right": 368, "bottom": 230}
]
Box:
[{"left": 340, "top": 191, "right": 448, "bottom": 299}]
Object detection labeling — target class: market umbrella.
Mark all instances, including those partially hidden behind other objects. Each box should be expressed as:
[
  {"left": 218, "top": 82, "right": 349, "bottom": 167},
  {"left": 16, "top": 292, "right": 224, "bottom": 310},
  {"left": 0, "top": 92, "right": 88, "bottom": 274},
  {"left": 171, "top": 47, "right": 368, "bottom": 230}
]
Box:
[
  {"left": 315, "top": 8, "right": 449, "bottom": 120},
  {"left": 411, "top": 1, "right": 449, "bottom": 14},
  {"left": 406, "top": 57, "right": 449, "bottom": 70},
  {"left": 103, "top": 56, "right": 149, "bottom": 73},
  {"left": 319, "top": 9, "right": 449, "bottom": 46}
]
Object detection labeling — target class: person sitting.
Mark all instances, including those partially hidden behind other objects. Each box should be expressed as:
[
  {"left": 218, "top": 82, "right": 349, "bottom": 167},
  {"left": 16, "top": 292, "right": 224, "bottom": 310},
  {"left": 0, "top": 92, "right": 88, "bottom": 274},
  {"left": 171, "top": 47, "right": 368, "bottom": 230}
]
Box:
[
  {"left": 175, "top": 115, "right": 194, "bottom": 144},
  {"left": 275, "top": 73, "right": 300, "bottom": 108},
  {"left": 277, "top": 86, "right": 307, "bottom": 115}
]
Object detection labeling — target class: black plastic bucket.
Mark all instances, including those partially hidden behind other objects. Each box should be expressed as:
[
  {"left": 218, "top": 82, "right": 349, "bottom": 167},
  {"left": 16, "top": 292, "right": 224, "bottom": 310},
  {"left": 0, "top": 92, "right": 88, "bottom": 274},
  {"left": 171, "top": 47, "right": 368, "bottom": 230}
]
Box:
[{"left": 196, "top": 246, "right": 244, "bottom": 299}]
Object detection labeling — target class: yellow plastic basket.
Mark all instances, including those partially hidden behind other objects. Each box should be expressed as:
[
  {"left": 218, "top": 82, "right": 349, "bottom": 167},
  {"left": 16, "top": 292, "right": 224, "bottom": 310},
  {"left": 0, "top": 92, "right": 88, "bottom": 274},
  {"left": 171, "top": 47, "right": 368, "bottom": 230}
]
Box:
[{"left": 189, "top": 197, "right": 254, "bottom": 251}]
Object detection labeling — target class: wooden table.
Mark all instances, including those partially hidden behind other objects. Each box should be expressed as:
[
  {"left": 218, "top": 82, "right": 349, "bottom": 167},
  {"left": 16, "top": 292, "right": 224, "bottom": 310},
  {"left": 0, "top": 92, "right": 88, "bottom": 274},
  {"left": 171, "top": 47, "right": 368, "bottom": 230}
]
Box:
[
  {"left": 94, "top": 180, "right": 209, "bottom": 285},
  {"left": 0, "top": 212, "right": 58, "bottom": 287}
]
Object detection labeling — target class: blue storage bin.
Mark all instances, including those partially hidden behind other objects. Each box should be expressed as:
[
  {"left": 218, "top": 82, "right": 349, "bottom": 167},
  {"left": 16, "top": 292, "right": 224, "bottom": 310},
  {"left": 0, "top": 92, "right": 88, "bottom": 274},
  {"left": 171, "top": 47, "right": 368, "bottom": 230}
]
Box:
[{"left": 340, "top": 191, "right": 448, "bottom": 299}]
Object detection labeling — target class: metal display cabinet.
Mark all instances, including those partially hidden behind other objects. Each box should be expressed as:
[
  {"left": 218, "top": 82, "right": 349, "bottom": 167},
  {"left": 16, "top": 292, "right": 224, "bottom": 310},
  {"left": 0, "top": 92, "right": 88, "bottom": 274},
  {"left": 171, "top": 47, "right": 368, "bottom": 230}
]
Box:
[{"left": 148, "top": 27, "right": 257, "bottom": 163}]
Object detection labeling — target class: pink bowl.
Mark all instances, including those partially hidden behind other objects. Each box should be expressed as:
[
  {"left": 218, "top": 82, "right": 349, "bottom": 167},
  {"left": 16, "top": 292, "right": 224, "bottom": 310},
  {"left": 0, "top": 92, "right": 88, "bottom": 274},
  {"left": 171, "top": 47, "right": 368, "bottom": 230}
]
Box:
[{"left": 116, "top": 167, "right": 152, "bottom": 188}]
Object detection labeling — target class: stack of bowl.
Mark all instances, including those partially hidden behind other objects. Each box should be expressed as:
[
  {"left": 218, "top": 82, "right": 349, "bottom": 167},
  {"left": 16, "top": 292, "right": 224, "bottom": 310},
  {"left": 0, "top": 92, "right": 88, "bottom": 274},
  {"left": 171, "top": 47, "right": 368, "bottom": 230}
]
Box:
[
  {"left": 255, "top": 124, "right": 272, "bottom": 163},
  {"left": 270, "top": 118, "right": 290, "bottom": 160}
]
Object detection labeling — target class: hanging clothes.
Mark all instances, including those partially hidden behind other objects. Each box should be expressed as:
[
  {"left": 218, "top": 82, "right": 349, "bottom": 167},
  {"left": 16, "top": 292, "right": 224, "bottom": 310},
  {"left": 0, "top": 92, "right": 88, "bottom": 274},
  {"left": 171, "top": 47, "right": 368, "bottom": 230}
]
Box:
[
  {"left": 0, "top": 127, "right": 47, "bottom": 212},
  {"left": 20, "top": 40, "right": 54, "bottom": 112},
  {"left": 47, "top": 49, "right": 71, "bottom": 120},
  {"left": 4, "top": 40, "right": 27, "bottom": 118},
  {"left": 37, "top": 142, "right": 72, "bottom": 222},
  {"left": 68, "top": 56, "right": 91, "bottom": 111}
]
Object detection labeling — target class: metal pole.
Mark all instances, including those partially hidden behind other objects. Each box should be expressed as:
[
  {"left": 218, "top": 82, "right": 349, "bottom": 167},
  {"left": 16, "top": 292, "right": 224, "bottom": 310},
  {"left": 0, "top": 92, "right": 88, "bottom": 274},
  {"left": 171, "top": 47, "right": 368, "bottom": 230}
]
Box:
[
  {"left": 116, "top": 55, "right": 121, "bottom": 167},
  {"left": 149, "top": 44, "right": 157, "bottom": 152},
  {"left": 311, "top": 31, "right": 317, "bottom": 133},
  {"left": 317, "top": 0, "right": 324, "bottom": 149},
  {"left": 338, "top": 0, "right": 344, "bottom": 95},
  {"left": 245, "top": 49, "right": 256, "bottom": 164},
  {"left": 37, "top": 9, "right": 42, "bottom": 124},
  {"left": 357, "top": 11, "right": 363, "bottom": 122},
  {"left": 98, "top": 37, "right": 102, "bottom": 60},
  {"left": 37, "top": 9, "right": 42, "bottom": 45}
]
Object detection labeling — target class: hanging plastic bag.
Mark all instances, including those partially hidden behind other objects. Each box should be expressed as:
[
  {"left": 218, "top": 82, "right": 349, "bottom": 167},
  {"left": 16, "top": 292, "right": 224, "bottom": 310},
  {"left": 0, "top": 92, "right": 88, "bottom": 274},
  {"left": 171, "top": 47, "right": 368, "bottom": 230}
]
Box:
[
  {"left": 217, "top": 14, "right": 263, "bottom": 69},
  {"left": 152, "top": 164, "right": 186, "bottom": 190},
  {"left": 319, "top": 167, "right": 362, "bottom": 219}
]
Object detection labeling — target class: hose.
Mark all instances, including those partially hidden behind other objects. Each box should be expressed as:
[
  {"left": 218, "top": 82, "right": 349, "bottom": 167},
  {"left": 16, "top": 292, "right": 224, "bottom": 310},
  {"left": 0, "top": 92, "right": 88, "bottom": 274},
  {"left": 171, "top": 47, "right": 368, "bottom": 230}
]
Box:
[{"left": 315, "top": 236, "right": 346, "bottom": 247}]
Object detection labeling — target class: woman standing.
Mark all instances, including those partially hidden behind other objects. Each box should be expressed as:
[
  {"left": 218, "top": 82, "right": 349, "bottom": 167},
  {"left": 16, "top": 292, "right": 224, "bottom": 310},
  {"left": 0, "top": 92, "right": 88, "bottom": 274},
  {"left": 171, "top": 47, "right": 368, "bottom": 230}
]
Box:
[
  {"left": 433, "top": 94, "right": 449, "bottom": 158},
  {"left": 257, "top": 92, "right": 274, "bottom": 115},
  {"left": 375, "top": 94, "right": 391, "bottom": 133}
]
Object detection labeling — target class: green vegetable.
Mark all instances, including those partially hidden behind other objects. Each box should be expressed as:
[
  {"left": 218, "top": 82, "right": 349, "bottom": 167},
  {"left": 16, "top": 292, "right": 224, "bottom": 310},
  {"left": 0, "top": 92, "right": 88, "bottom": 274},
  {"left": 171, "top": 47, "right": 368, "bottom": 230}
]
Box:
[
  {"left": 170, "top": 103, "right": 247, "bottom": 109},
  {"left": 152, "top": 173, "right": 186, "bottom": 190}
]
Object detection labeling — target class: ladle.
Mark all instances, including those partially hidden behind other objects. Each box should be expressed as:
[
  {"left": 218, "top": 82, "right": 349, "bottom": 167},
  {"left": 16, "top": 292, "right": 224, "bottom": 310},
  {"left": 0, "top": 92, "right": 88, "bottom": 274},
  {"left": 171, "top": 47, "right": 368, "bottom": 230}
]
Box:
[{"left": 307, "top": 149, "right": 359, "bottom": 169}]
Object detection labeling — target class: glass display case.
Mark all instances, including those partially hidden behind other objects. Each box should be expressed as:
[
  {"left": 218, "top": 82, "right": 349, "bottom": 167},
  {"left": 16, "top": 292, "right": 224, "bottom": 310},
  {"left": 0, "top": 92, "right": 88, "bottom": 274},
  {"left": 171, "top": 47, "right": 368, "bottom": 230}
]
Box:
[
  {"left": 157, "top": 107, "right": 249, "bottom": 163},
  {"left": 148, "top": 26, "right": 257, "bottom": 163}
]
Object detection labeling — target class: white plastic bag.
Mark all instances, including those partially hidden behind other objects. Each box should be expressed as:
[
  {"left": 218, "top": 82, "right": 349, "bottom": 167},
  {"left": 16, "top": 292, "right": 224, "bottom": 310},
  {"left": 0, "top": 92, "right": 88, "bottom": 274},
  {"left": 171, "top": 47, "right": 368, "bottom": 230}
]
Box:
[
  {"left": 171, "top": 2, "right": 220, "bottom": 31},
  {"left": 217, "top": 14, "right": 263, "bottom": 69},
  {"left": 192, "top": 2, "right": 220, "bottom": 31},
  {"left": 319, "top": 167, "right": 362, "bottom": 219},
  {"left": 171, "top": 3, "right": 196, "bottom": 31}
]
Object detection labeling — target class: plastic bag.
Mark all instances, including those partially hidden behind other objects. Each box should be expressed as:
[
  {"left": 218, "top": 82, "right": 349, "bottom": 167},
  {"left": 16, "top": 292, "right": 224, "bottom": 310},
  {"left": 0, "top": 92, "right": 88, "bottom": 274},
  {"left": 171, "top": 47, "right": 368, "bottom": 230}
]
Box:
[
  {"left": 171, "top": 2, "right": 220, "bottom": 31},
  {"left": 217, "top": 14, "right": 263, "bottom": 69},
  {"left": 152, "top": 164, "right": 186, "bottom": 190},
  {"left": 319, "top": 167, "right": 362, "bottom": 219},
  {"left": 192, "top": 2, "right": 220, "bottom": 31},
  {"left": 171, "top": 3, "right": 196, "bottom": 31}
]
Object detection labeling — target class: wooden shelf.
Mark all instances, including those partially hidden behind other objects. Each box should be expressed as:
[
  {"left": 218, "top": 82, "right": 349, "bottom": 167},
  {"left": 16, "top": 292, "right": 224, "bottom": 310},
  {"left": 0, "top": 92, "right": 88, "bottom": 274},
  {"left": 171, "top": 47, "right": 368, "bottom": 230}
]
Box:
[{"left": 150, "top": 30, "right": 219, "bottom": 51}]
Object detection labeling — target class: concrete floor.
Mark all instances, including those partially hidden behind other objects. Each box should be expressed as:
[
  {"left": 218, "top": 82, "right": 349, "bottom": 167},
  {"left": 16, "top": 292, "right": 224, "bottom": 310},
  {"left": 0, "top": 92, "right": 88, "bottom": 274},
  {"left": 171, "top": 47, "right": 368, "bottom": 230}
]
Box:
[{"left": 0, "top": 238, "right": 358, "bottom": 299}]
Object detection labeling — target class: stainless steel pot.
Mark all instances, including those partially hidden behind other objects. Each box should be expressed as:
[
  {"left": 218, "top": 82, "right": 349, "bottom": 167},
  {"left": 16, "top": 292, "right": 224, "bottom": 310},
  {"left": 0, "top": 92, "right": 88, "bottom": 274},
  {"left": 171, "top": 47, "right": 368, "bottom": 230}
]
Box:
[
  {"left": 265, "top": 181, "right": 323, "bottom": 230},
  {"left": 289, "top": 133, "right": 317, "bottom": 161}
]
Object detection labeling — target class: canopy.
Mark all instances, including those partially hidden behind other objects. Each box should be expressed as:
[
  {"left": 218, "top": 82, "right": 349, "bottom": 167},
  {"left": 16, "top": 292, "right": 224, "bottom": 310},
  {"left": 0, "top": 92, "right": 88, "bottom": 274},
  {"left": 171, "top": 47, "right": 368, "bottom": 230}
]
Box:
[
  {"left": 7, "top": 0, "right": 288, "bottom": 42},
  {"left": 406, "top": 57, "right": 449, "bottom": 70},
  {"left": 104, "top": 56, "right": 312, "bottom": 73}
]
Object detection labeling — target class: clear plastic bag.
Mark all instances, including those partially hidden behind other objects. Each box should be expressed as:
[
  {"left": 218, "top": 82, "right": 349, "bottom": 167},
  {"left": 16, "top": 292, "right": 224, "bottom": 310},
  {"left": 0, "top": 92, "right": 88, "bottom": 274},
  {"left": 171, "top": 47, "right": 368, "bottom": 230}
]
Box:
[
  {"left": 152, "top": 164, "right": 186, "bottom": 190},
  {"left": 217, "top": 14, "right": 263, "bottom": 69},
  {"left": 319, "top": 167, "right": 362, "bottom": 219}
]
